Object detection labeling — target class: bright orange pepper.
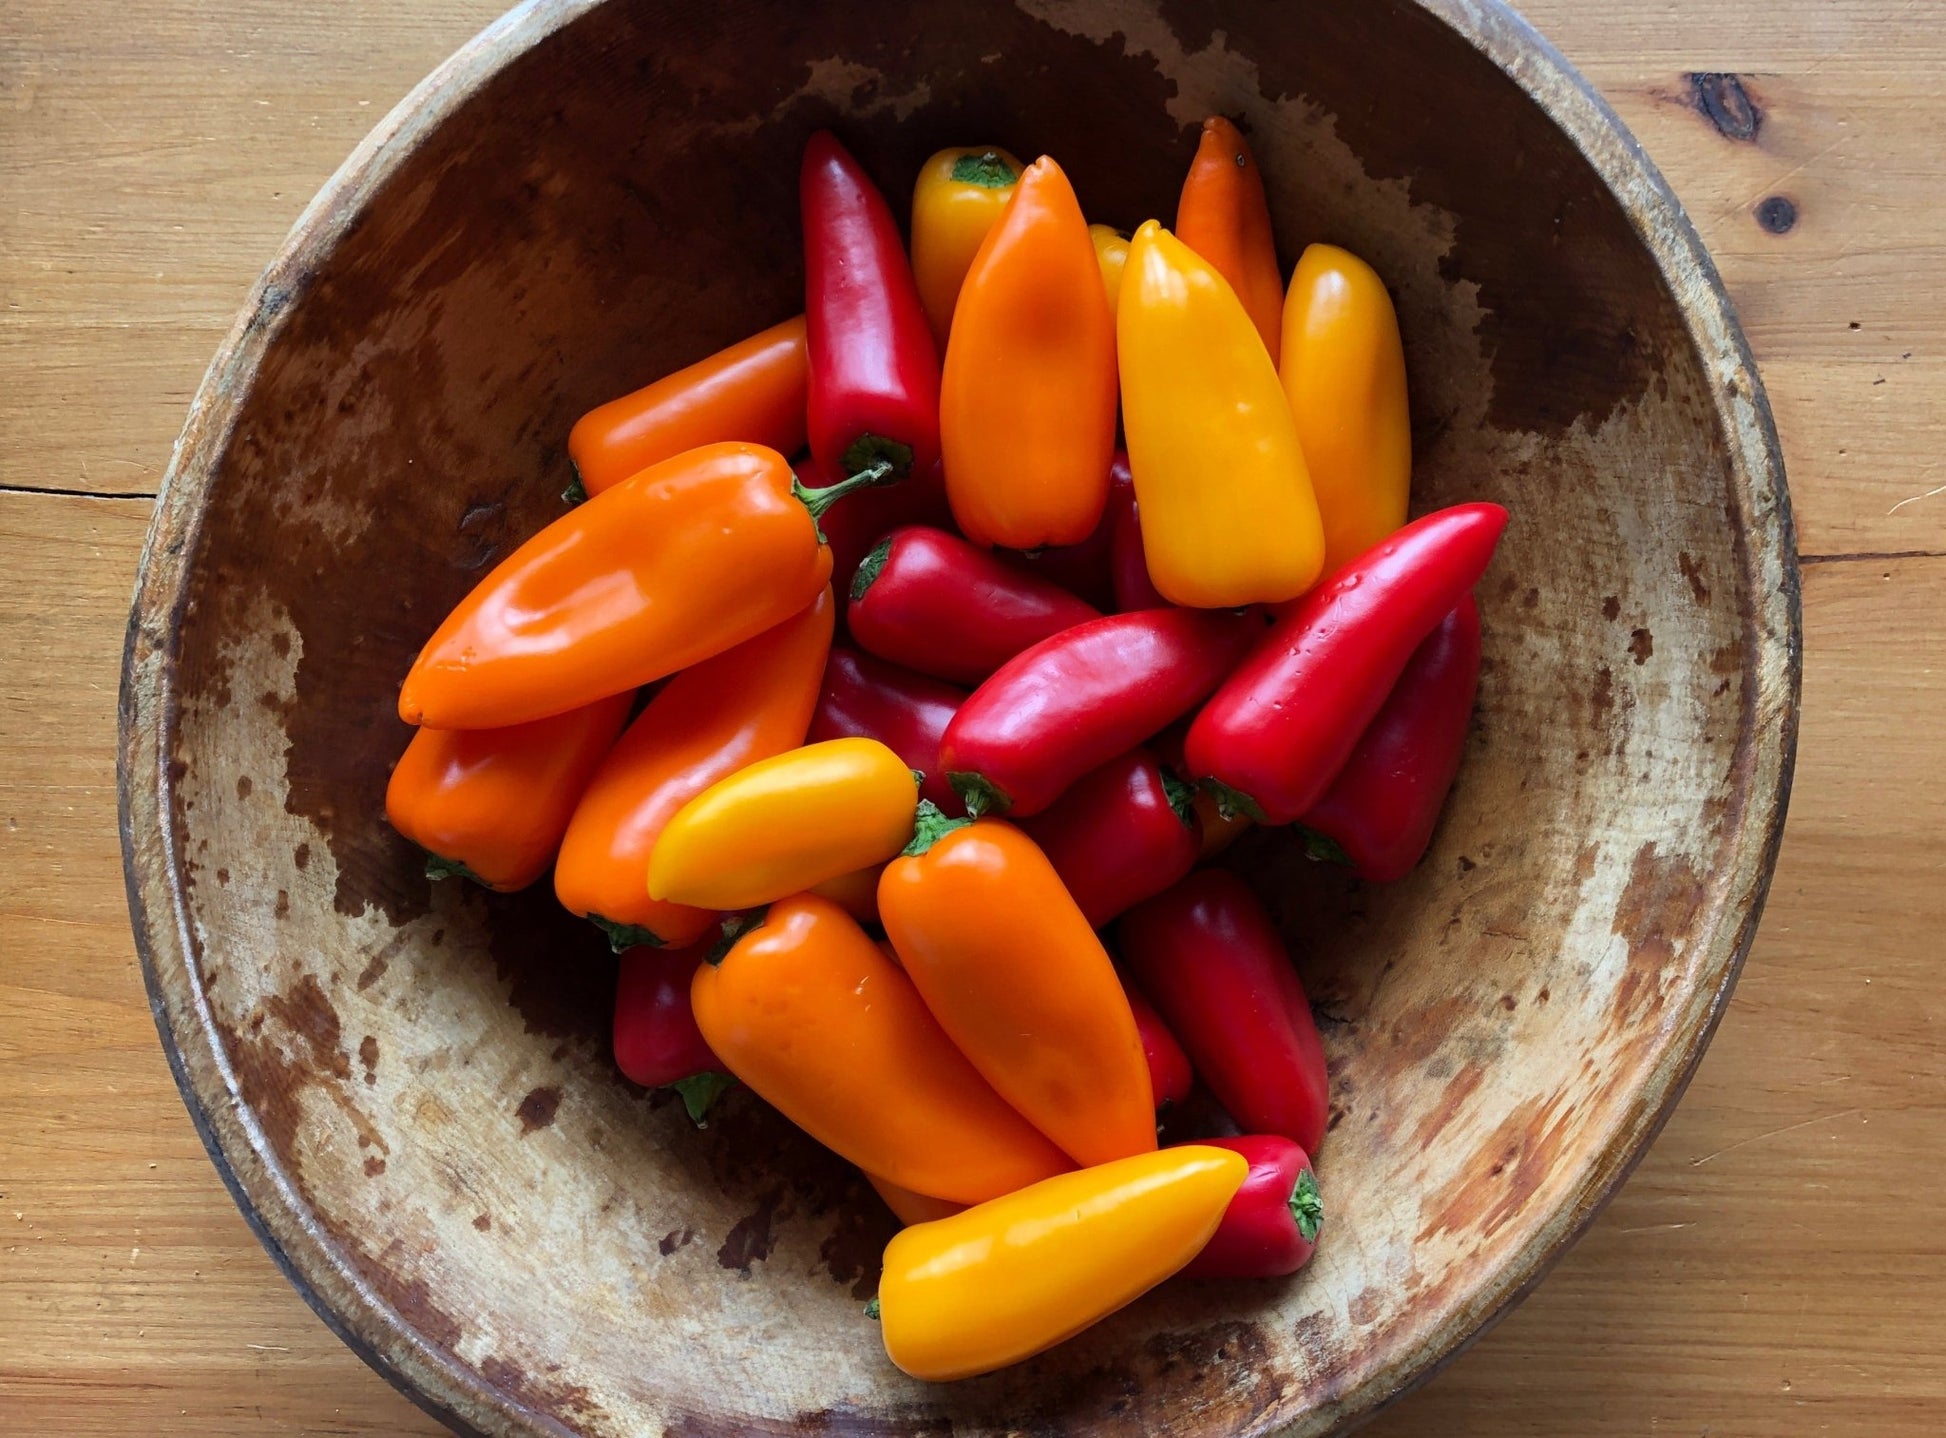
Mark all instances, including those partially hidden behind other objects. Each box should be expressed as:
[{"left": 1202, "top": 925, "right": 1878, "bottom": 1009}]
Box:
[
  {"left": 910, "top": 147, "right": 1023, "bottom": 352},
  {"left": 1087, "top": 224, "right": 1129, "bottom": 312},
  {"left": 878, "top": 810, "right": 1155, "bottom": 1167},
  {"left": 553, "top": 588, "right": 832, "bottom": 950},
  {"left": 690, "top": 895, "right": 1071, "bottom": 1205},
  {"left": 876, "top": 1146, "right": 1248, "bottom": 1381},
  {"left": 940, "top": 156, "right": 1117, "bottom": 550},
  {"left": 383, "top": 694, "right": 631, "bottom": 892},
  {"left": 1281, "top": 243, "right": 1412, "bottom": 574},
  {"left": 1175, "top": 116, "right": 1283, "bottom": 364},
  {"left": 865, "top": 1173, "right": 965, "bottom": 1227},
  {"left": 566, "top": 317, "right": 808, "bottom": 500}
]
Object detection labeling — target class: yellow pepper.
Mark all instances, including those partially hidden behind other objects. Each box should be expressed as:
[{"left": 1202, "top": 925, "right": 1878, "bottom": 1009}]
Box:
[
  {"left": 1281, "top": 243, "right": 1412, "bottom": 574},
  {"left": 910, "top": 147, "right": 1024, "bottom": 352},
  {"left": 647, "top": 738, "right": 917, "bottom": 910},
  {"left": 1087, "top": 223, "right": 1129, "bottom": 313},
  {"left": 875, "top": 1146, "right": 1248, "bottom": 1381},
  {"left": 1118, "top": 221, "right": 1324, "bottom": 607}
]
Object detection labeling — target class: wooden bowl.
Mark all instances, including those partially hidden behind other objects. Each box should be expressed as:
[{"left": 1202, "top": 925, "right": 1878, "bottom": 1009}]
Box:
[{"left": 119, "top": 1, "right": 1799, "bottom": 1433}]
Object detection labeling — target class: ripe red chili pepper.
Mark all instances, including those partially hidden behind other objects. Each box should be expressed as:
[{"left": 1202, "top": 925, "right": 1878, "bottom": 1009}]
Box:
[
  {"left": 807, "top": 645, "right": 965, "bottom": 810},
  {"left": 612, "top": 945, "right": 735, "bottom": 1124},
  {"left": 849, "top": 526, "right": 1102, "bottom": 685},
  {"left": 802, "top": 131, "right": 941, "bottom": 484},
  {"left": 796, "top": 452, "right": 954, "bottom": 603},
  {"left": 1020, "top": 747, "right": 1200, "bottom": 926},
  {"left": 941, "top": 609, "right": 1257, "bottom": 818},
  {"left": 1001, "top": 451, "right": 1131, "bottom": 611},
  {"left": 1119, "top": 870, "right": 1329, "bottom": 1155},
  {"left": 1110, "top": 482, "right": 1168, "bottom": 612},
  {"left": 1300, "top": 596, "right": 1481, "bottom": 881},
  {"left": 1179, "top": 1135, "right": 1322, "bottom": 1279},
  {"left": 1126, "top": 984, "right": 1193, "bottom": 1115},
  {"left": 1186, "top": 502, "right": 1507, "bottom": 824}
]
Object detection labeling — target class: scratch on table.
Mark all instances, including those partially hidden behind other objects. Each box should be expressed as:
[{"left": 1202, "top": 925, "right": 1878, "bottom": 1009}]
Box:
[{"left": 1690, "top": 1108, "right": 1862, "bottom": 1166}]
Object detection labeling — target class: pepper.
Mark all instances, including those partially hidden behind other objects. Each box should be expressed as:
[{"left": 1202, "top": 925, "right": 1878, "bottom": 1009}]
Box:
[
  {"left": 876, "top": 1146, "right": 1247, "bottom": 1381},
  {"left": 648, "top": 737, "right": 918, "bottom": 911},
  {"left": 612, "top": 945, "right": 735, "bottom": 1124},
  {"left": 940, "top": 156, "right": 1118, "bottom": 550},
  {"left": 1019, "top": 747, "right": 1199, "bottom": 927},
  {"left": 849, "top": 525, "right": 1101, "bottom": 685},
  {"left": 1087, "top": 223, "right": 1130, "bottom": 312},
  {"left": 1299, "top": 596, "right": 1480, "bottom": 881},
  {"left": 879, "top": 812, "right": 1155, "bottom": 1167},
  {"left": 384, "top": 693, "right": 631, "bottom": 891},
  {"left": 801, "top": 451, "right": 956, "bottom": 602},
  {"left": 554, "top": 588, "right": 832, "bottom": 950},
  {"left": 1126, "top": 984, "right": 1194, "bottom": 1115},
  {"left": 802, "top": 131, "right": 941, "bottom": 483},
  {"left": 808, "top": 863, "right": 885, "bottom": 926},
  {"left": 910, "top": 146, "right": 1024, "bottom": 351},
  {"left": 1109, "top": 477, "right": 1168, "bottom": 612},
  {"left": 566, "top": 317, "right": 808, "bottom": 500},
  {"left": 1119, "top": 870, "right": 1330, "bottom": 1155},
  {"left": 1118, "top": 221, "right": 1323, "bottom": 607},
  {"left": 998, "top": 450, "right": 1130, "bottom": 611},
  {"left": 866, "top": 1173, "right": 965, "bottom": 1227},
  {"left": 1179, "top": 1135, "right": 1322, "bottom": 1279},
  {"left": 691, "top": 895, "right": 1070, "bottom": 1204},
  {"left": 940, "top": 608, "right": 1257, "bottom": 818},
  {"left": 398, "top": 442, "right": 886, "bottom": 729},
  {"left": 1282, "top": 244, "right": 1412, "bottom": 574},
  {"left": 1191, "top": 785, "right": 1253, "bottom": 858},
  {"left": 1175, "top": 116, "right": 1284, "bottom": 363},
  {"left": 1186, "top": 502, "right": 1507, "bottom": 823},
  {"left": 807, "top": 645, "right": 964, "bottom": 811}
]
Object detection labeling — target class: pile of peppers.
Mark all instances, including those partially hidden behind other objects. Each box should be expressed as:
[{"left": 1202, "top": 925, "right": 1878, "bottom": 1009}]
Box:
[{"left": 382, "top": 121, "right": 1507, "bottom": 1382}]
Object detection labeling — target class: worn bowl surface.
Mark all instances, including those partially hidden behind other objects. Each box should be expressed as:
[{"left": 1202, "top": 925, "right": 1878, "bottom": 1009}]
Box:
[{"left": 120, "top": 0, "right": 1798, "bottom": 1433}]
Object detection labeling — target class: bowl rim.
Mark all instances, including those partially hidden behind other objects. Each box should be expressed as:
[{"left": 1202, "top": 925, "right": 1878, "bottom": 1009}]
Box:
[{"left": 117, "top": 1, "right": 1801, "bottom": 1434}]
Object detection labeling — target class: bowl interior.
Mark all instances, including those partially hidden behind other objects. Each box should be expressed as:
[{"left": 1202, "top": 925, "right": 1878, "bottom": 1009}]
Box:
[{"left": 126, "top": 0, "right": 1791, "bottom": 1434}]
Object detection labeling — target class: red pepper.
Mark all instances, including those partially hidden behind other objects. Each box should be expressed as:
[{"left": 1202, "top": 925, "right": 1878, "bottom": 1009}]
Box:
[
  {"left": 806, "top": 645, "right": 965, "bottom": 811},
  {"left": 1001, "top": 451, "right": 1130, "bottom": 610},
  {"left": 849, "top": 526, "right": 1102, "bottom": 685},
  {"left": 1179, "top": 1135, "right": 1322, "bottom": 1279},
  {"left": 802, "top": 131, "right": 941, "bottom": 483},
  {"left": 1300, "top": 596, "right": 1481, "bottom": 881},
  {"left": 1110, "top": 482, "right": 1168, "bottom": 612},
  {"left": 612, "top": 945, "right": 735, "bottom": 1124},
  {"left": 797, "top": 453, "right": 955, "bottom": 603},
  {"left": 1126, "top": 984, "right": 1193, "bottom": 1115},
  {"left": 1186, "top": 503, "right": 1507, "bottom": 824},
  {"left": 1118, "top": 870, "right": 1329, "bottom": 1155},
  {"left": 1020, "top": 747, "right": 1200, "bottom": 926},
  {"left": 941, "top": 609, "right": 1257, "bottom": 818}
]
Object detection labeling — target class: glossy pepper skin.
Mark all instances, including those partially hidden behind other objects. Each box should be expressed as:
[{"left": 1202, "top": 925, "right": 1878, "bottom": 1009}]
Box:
[
  {"left": 555, "top": 588, "right": 833, "bottom": 950},
  {"left": 1180, "top": 1135, "right": 1322, "bottom": 1279},
  {"left": 849, "top": 525, "right": 1101, "bottom": 685},
  {"left": 1282, "top": 244, "right": 1412, "bottom": 574},
  {"left": 877, "top": 1146, "right": 1247, "bottom": 1381},
  {"left": 384, "top": 694, "right": 631, "bottom": 891},
  {"left": 941, "top": 157, "right": 1118, "bottom": 549},
  {"left": 807, "top": 645, "right": 964, "bottom": 810},
  {"left": 567, "top": 317, "right": 808, "bottom": 500},
  {"left": 940, "top": 608, "right": 1257, "bottom": 818},
  {"left": 808, "top": 864, "right": 885, "bottom": 926},
  {"left": 398, "top": 442, "right": 881, "bottom": 729},
  {"left": 1301, "top": 596, "right": 1480, "bottom": 881},
  {"left": 879, "top": 813, "right": 1155, "bottom": 1167},
  {"left": 648, "top": 738, "right": 919, "bottom": 911},
  {"left": 1126, "top": 984, "right": 1194, "bottom": 1114},
  {"left": 1119, "top": 870, "right": 1330, "bottom": 1155},
  {"left": 691, "top": 895, "right": 1070, "bottom": 1204},
  {"left": 611, "top": 945, "right": 735, "bottom": 1124},
  {"left": 802, "top": 131, "right": 941, "bottom": 482},
  {"left": 1187, "top": 502, "right": 1507, "bottom": 824},
  {"left": 1119, "top": 221, "right": 1324, "bottom": 607},
  {"left": 910, "top": 147, "right": 1023, "bottom": 351},
  {"left": 800, "top": 451, "right": 955, "bottom": 602},
  {"left": 1109, "top": 478, "right": 1169, "bottom": 612},
  {"left": 1175, "top": 117, "right": 1284, "bottom": 363},
  {"left": 1020, "top": 747, "right": 1200, "bottom": 927},
  {"left": 1088, "top": 224, "right": 1130, "bottom": 312},
  {"left": 866, "top": 1173, "right": 965, "bottom": 1227}
]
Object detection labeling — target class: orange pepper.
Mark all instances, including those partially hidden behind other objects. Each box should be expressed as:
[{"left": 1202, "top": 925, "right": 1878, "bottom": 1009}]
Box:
[
  {"left": 566, "top": 317, "right": 808, "bottom": 500},
  {"left": 808, "top": 863, "right": 885, "bottom": 926},
  {"left": 1087, "top": 223, "right": 1129, "bottom": 313},
  {"left": 1175, "top": 116, "right": 1284, "bottom": 364},
  {"left": 1281, "top": 243, "right": 1412, "bottom": 574},
  {"left": 1191, "top": 784, "right": 1253, "bottom": 859},
  {"left": 910, "top": 147, "right": 1023, "bottom": 352},
  {"left": 553, "top": 588, "right": 832, "bottom": 950},
  {"left": 398, "top": 442, "right": 886, "bottom": 729},
  {"left": 690, "top": 895, "right": 1071, "bottom": 1205},
  {"left": 383, "top": 694, "right": 631, "bottom": 892},
  {"left": 865, "top": 1172, "right": 965, "bottom": 1227},
  {"left": 940, "top": 156, "right": 1117, "bottom": 550},
  {"left": 878, "top": 810, "right": 1155, "bottom": 1167}
]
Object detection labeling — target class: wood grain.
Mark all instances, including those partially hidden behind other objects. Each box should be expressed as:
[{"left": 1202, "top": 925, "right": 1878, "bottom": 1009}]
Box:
[{"left": 1, "top": 1, "right": 1941, "bottom": 1433}]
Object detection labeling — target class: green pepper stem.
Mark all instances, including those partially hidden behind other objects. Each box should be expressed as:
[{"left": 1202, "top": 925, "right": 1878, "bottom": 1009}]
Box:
[
  {"left": 424, "top": 851, "right": 489, "bottom": 887},
  {"left": 851, "top": 535, "right": 894, "bottom": 601},
  {"left": 1201, "top": 779, "right": 1266, "bottom": 825},
  {"left": 950, "top": 150, "right": 1019, "bottom": 187},
  {"left": 903, "top": 799, "right": 973, "bottom": 857},
  {"left": 1290, "top": 1167, "right": 1324, "bottom": 1243},
  {"left": 947, "top": 772, "right": 1012, "bottom": 821},
  {"left": 588, "top": 914, "right": 666, "bottom": 954},
  {"left": 1294, "top": 825, "right": 1352, "bottom": 868},
  {"left": 670, "top": 1072, "right": 737, "bottom": 1127},
  {"left": 561, "top": 467, "right": 588, "bottom": 506},
  {"left": 1159, "top": 769, "right": 1199, "bottom": 827},
  {"left": 705, "top": 908, "right": 768, "bottom": 966}
]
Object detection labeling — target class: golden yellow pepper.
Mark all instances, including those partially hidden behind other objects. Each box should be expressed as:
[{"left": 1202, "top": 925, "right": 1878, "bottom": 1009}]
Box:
[
  {"left": 910, "top": 147, "right": 1024, "bottom": 352},
  {"left": 1087, "top": 223, "right": 1129, "bottom": 313},
  {"left": 1118, "top": 221, "right": 1324, "bottom": 607},
  {"left": 1282, "top": 243, "right": 1412, "bottom": 574},
  {"left": 875, "top": 1146, "right": 1248, "bottom": 1381}
]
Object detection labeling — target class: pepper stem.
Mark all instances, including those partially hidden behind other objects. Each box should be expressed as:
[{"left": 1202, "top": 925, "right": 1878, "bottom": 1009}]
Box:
[
  {"left": 863, "top": 1297, "right": 882, "bottom": 1321},
  {"left": 950, "top": 150, "right": 1018, "bottom": 187},
  {"left": 851, "top": 536, "right": 894, "bottom": 601},
  {"left": 588, "top": 914, "right": 666, "bottom": 953},
  {"left": 670, "top": 1072, "right": 737, "bottom": 1127},
  {"left": 1294, "top": 825, "right": 1352, "bottom": 868},
  {"left": 561, "top": 467, "right": 588, "bottom": 506},
  {"left": 424, "top": 851, "right": 489, "bottom": 887},
  {"left": 947, "top": 772, "right": 1012, "bottom": 820},
  {"left": 1160, "top": 769, "right": 1199, "bottom": 827},
  {"left": 794, "top": 454, "right": 903, "bottom": 543},
  {"left": 903, "top": 800, "right": 972, "bottom": 857},
  {"left": 1290, "top": 1167, "right": 1323, "bottom": 1243},
  {"left": 705, "top": 908, "right": 768, "bottom": 966},
  {"left": 1201, "top": 779, "right": 1266, "bottom": 824}
]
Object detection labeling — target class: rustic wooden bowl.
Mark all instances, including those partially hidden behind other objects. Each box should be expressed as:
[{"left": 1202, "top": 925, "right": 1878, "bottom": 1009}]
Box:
[{"left": 119, "top": 0, "right": 1799, "bottom": 1433}]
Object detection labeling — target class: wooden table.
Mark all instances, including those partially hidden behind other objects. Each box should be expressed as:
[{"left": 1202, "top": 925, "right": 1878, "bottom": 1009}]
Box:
[{"left": 3, "top": 2, "right": 1942, "bottom": 1432}]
